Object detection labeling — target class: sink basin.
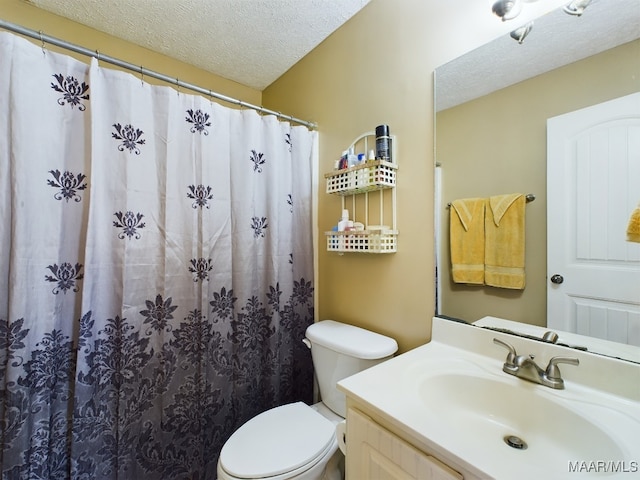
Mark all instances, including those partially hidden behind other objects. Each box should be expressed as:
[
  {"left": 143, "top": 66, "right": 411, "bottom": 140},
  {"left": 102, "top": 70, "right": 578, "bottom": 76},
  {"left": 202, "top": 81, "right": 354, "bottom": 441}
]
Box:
[
  {"left": 419, "top": 372, "right": 627, "bottom": 472},
  {"left": 397, "top": 352, "right": 640, "bottom": 478}
]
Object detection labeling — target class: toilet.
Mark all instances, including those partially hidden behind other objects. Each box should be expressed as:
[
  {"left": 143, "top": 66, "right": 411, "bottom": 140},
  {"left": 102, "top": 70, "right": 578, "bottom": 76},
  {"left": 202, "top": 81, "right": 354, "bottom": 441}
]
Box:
[{"left": 217, "top": 320, "right": 398, "bottom": 480}]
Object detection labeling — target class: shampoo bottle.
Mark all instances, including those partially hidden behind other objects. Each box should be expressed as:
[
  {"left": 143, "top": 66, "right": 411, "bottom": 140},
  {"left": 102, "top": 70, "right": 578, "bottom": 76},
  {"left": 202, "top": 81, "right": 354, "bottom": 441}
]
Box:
[{"left": 337, "top": 209, "right": 350, "bottom": 231}]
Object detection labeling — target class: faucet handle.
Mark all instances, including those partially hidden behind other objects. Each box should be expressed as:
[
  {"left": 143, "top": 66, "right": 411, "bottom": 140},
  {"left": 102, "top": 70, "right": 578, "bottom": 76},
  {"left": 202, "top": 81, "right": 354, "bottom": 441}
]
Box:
[
  {"left": 493, "top": 338, "right": 517, "bottom": 369},
  {"left": 545, "top": 356, "right": 579, "bottom": 380}
]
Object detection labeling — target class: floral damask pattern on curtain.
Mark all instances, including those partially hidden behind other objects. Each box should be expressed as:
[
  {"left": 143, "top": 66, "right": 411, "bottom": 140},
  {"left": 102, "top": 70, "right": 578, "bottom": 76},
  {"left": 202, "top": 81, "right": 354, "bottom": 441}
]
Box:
[{"left": 0, "top": 32, "right": 316, "bottom": 480}]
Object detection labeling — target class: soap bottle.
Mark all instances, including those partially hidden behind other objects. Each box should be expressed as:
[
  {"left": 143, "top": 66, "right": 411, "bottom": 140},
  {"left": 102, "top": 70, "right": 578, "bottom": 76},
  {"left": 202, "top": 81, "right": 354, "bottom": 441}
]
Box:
[
  {"left": 337, "top": 209, "right": 350, "bottom": 231},
  {"left": 347, "top": 146, "right": 358, "bottom": 168},
  {"left": 356, "top": 153, "right": 366, "bottom": 187}
]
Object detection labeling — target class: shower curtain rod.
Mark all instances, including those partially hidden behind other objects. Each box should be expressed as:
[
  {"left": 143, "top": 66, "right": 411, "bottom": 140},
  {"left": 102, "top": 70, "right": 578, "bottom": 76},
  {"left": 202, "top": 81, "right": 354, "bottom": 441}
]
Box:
[{"left": 0, "top": 19, "right": 317, "bottom": 130}]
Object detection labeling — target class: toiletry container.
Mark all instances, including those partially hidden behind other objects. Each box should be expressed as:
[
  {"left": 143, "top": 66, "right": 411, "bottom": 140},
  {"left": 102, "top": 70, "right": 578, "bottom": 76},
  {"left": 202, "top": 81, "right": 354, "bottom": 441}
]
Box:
[
  {"left": 337, "top": 209, "right": 349, "bottom": 232},
  {"left": 347, "top": 147, "right": 358, "bottom": 168},
  {"left": 375, "top": 125, "right": 392, "bottom": 162}
]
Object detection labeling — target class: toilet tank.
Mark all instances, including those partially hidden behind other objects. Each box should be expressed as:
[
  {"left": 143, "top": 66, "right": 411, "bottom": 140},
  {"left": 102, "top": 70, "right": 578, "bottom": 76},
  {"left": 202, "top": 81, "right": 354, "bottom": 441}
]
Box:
[{"left": 305, "top": 320, "right": 398, "bottom": 418}]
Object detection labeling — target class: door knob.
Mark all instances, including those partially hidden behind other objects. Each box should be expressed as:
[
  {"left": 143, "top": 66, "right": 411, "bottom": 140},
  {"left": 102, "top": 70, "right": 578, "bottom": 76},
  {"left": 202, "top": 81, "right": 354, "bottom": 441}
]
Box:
[{"left": 550, "top": 274, "right": 564, "bottom": 284}]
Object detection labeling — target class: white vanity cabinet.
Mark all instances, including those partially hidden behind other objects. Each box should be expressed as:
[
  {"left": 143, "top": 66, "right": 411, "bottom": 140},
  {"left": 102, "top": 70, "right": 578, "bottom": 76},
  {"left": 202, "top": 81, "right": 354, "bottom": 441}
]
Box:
[{"left": 346, "top": 407, "right": 463, "bottom": 480}]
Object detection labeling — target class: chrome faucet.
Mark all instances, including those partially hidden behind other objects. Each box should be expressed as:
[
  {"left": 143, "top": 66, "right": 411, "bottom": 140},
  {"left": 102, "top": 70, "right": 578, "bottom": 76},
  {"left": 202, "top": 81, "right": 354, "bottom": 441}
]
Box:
[{"left": 493, "top": 338, "right": 579, "bottom": 389}]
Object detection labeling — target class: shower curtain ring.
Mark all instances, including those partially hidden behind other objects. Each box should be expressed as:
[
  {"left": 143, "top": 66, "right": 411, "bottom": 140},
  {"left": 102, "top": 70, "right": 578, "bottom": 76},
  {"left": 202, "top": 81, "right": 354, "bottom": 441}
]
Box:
[
  {"left": 38, "top": 30, "right": 46, "bottom": 55},
  {"left": 176, "top": 78, "right": 180, "bottom": 96},
  {"left": 95, "top": 50, "right": 101, "bottom": 62},
  {"left": 140, "top": 65, "right": 144, "bottom": 86}
]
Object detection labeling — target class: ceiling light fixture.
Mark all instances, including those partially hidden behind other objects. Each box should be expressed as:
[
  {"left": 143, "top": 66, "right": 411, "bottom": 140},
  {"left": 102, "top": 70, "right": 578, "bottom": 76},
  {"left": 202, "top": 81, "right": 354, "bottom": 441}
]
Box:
[
  {"left": 510, "top": 22, "right": 534, "bottom": 43},
  {"left": 492, "top": 0, "right": 523, "bottom": 21},
  {"left": 563, "top": 0, "right": 592, "bottom": 16}
]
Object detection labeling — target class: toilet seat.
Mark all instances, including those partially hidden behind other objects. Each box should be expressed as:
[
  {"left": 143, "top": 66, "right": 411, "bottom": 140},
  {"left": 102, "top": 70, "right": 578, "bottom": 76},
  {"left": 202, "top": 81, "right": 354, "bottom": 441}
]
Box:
[{"left": 218, "top": 402, "right": 336, "bottom": 479}]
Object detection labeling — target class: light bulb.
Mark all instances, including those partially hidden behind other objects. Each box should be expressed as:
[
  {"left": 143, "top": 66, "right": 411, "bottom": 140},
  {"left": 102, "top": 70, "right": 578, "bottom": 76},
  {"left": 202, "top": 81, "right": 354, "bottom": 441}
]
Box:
[
  {"left": 492, "top": 0, "right": 523, "bottom": 21},
  {"left": 563, "top": 0, "right": 592, "bottom": 16}
]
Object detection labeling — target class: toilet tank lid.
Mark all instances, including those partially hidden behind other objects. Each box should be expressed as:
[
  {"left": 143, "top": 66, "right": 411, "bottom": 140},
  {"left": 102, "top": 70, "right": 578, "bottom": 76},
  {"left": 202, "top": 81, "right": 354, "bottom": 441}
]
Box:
[{"left": 305, "top": 320, "right": 398, "bottom": 359}]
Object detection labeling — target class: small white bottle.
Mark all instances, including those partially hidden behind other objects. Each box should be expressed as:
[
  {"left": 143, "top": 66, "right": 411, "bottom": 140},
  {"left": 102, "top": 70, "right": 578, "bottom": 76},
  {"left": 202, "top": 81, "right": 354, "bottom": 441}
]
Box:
[
  {"left": 347, "top": 147, "right": 358, "bottom": 168},
  {"left": 337, "top": 209, "right": 349, "bottom": 250},
  {"left": 337, "top": 209, "right": 349, "bottom": 231}
]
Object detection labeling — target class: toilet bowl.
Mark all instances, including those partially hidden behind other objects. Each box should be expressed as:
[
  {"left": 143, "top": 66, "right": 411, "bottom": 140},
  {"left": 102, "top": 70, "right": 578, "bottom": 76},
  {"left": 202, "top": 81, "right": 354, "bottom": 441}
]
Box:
[{"left": 217, "top": 320, "right": 398, "bottom": 480}]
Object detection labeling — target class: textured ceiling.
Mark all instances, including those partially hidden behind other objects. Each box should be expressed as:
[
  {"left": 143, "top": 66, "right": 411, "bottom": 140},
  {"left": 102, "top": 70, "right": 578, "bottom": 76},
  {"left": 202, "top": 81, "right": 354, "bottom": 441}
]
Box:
[
  {"left": 436, "top": 0, "right": 640, "bottom": 111},
  {"left": 24, "top": 0, "right": 640, "bottom": 96},
  {"left": 26, "top": 0, "right": 371, "bottom": 90}
]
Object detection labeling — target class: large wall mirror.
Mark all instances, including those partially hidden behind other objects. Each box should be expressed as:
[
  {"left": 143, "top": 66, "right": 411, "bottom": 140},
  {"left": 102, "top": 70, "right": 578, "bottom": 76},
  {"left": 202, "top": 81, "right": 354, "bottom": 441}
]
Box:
[{"left": 434, "top": 0, "right": 640, "bottom": 362}]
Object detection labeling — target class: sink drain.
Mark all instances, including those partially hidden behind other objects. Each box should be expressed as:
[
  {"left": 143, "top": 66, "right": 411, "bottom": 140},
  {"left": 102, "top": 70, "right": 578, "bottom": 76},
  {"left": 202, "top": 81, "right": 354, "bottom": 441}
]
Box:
[{"left": 504, "top": 435, "right": 528, "bottom": 450}]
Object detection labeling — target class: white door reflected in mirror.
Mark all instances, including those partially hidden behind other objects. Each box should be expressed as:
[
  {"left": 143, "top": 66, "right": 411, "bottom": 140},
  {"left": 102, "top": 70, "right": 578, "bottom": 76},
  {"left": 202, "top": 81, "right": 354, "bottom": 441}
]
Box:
[{"left": 546, "top": 92, "right": 640, "bottom": 346}]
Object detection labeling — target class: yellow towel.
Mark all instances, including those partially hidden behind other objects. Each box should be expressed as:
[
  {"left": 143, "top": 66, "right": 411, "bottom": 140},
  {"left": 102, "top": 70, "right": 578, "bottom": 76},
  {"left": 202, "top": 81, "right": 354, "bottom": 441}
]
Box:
[
  {"left": 485, "top": 193, "right": 526, "bottom": 289},
  {"left": 450, "top": 198, "right": 485, "bottom": 285},
  {"left": 627, "top": 203, "right": 640, "bottom": 243}
]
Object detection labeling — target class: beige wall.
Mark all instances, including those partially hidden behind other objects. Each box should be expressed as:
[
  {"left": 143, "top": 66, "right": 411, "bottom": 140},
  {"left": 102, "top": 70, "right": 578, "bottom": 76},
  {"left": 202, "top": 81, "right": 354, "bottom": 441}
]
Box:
[
  {"left": 262, "top": 0, "right": 495, "bottom": 352},
  {"left": 263, "top": 1, "right": 438, "bottom": 353},
  {"left": 1, "top": 0, "right": 261, "bottom": 106},
  {"left": 437, "top": 40, "right": 640, "bottom": 327}
]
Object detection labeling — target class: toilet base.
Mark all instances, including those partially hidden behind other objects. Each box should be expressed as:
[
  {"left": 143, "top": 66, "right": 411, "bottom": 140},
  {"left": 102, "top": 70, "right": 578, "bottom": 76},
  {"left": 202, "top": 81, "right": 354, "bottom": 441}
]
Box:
[{"left": 321, "top": 448, "right": 345, "bottom": 480}]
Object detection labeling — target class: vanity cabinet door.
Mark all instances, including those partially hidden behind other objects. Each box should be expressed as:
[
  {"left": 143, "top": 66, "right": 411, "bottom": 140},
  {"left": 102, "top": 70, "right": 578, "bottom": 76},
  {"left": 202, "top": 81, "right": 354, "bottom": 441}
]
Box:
[{"left": 346, "top": 408, "right": 463, "bottom": 480}]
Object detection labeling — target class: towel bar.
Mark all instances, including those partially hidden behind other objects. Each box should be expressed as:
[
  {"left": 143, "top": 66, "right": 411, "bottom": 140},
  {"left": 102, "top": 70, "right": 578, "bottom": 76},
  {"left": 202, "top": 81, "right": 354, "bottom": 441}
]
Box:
[{"left": 447, "top": 193, "right": 535, "bottom": 208}]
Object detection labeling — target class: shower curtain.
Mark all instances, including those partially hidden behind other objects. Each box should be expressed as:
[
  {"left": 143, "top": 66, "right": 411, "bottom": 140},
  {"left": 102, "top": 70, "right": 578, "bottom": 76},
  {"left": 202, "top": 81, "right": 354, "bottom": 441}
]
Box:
[{"left": 0, "top": 32, "right": 316, "bottom": 480}]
